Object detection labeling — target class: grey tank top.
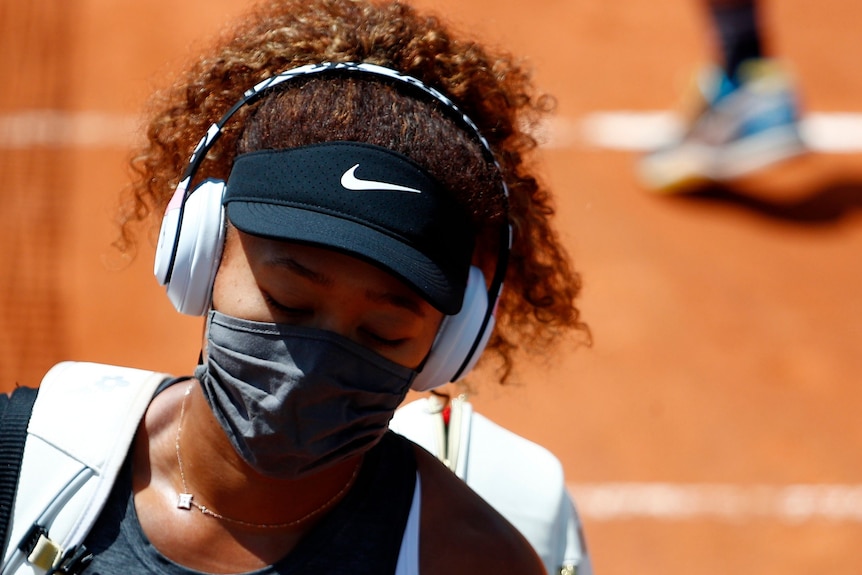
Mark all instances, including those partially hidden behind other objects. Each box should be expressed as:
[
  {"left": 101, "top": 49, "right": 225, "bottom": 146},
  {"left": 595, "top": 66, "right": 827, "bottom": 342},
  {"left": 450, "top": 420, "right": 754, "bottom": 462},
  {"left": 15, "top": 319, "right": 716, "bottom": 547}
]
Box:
[{"left": 82, "top": 431, "right": 417, "bottom": 575}]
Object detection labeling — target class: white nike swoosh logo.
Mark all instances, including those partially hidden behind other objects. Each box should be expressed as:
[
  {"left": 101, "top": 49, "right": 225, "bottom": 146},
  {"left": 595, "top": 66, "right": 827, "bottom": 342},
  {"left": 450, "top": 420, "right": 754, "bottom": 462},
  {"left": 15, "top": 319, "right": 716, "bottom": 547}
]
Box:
[{"left": 340, "top": 164, "right": 423, "bottom": 193}]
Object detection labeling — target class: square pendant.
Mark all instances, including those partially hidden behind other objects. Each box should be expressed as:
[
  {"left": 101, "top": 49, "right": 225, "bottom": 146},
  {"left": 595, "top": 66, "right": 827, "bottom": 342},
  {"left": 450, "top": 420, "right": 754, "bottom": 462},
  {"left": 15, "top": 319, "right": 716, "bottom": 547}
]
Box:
[{"left": 177, "top": 493, "right": 193, "bottom": 510}]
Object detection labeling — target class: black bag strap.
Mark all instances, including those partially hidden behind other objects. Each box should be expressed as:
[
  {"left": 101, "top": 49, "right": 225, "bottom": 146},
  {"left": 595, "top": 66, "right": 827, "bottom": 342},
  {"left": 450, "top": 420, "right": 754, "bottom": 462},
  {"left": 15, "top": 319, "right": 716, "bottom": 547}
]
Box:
[{"left": 0, "top": 387, "right": 39, "bottom": 553}]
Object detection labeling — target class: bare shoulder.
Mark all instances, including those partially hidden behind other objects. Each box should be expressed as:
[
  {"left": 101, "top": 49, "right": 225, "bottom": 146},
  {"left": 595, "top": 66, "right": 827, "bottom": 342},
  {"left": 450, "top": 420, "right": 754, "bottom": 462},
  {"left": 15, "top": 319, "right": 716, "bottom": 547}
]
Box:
[{"left": 412, "top": 444, "right": 545, "bottom": 575}]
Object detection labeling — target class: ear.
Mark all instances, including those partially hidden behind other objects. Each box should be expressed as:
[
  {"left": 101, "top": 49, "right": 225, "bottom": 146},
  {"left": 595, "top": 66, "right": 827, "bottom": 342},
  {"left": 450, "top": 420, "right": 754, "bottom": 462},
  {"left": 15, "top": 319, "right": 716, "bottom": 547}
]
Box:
[
  {"left": 411, "top": 266, "right": 493, "bottom": 391},
  {"left": 153, "top": 179, "right": 227, "bottom": 316}
]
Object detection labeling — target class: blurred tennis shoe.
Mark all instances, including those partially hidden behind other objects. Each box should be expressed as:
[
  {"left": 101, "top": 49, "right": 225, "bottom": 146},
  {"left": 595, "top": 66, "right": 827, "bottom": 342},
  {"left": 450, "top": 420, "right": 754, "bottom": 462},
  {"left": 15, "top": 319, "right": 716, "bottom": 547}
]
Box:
[{"left": 638, "top": 59, "right": 806, "bottom": 193}]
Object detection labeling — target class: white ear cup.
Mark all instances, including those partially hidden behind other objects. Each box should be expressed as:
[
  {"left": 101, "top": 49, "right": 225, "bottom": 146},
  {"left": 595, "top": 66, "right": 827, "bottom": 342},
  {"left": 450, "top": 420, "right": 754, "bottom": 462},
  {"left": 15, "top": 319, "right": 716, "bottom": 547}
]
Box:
[
  {"left": 411, "top": 266, "right": 492, "bottom": 391},
  {"left": 153, "top": 179, "right": 226, "bottom": 316}
]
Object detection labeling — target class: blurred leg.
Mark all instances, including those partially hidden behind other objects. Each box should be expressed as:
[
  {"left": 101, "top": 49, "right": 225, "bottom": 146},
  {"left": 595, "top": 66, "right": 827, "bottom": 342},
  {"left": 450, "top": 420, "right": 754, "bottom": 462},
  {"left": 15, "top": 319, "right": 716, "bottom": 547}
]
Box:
[{"left": 705, "top": 0, "right": 764, "bottom": 82}]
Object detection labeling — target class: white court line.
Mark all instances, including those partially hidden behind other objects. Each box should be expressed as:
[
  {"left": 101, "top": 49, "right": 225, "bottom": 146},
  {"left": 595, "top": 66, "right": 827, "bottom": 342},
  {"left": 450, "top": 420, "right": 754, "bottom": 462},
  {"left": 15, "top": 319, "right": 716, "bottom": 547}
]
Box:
[
  {"left": 568, "top": 483, "right": 862, "bottom": 523},
  {"left": 552, "top": 111, "right": 862, "bottom": 152},
  {"left": 0, "top": 110, "right": 139, "bottom": 148},
  {"left": 3, "top": 110, "right": 862, "bottom": 152}
]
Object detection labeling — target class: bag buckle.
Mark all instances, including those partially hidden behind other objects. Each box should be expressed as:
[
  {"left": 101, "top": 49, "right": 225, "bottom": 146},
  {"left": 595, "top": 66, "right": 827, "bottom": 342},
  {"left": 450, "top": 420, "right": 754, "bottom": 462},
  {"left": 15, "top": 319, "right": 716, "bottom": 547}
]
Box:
[{"left": 20, "top": 524, "right": 93, "bottom": 574}]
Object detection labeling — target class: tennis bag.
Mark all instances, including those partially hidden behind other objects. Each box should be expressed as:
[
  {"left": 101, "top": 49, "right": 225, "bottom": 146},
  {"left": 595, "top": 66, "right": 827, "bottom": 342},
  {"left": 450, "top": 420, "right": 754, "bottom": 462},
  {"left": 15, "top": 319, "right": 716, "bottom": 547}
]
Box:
[{"left": 0, "top": 362, "right": 167, "bottom": 575}]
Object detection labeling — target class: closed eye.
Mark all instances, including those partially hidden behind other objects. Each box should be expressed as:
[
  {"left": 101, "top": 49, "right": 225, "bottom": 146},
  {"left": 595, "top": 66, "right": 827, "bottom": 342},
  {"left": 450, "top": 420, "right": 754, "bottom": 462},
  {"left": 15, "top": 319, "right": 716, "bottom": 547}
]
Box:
[
  {"left": 361, "top": 328, "right": 409, "bottom": 348},
  {"left": 263, "top": 293, "right": 312, "bottom": 318}
]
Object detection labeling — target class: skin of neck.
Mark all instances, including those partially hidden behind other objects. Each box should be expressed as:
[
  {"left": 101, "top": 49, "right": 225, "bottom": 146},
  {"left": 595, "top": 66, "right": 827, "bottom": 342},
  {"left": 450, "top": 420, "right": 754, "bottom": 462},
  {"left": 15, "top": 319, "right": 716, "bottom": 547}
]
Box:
[{"left": 174, "top": 381, "right": 363, "bottom": 528}]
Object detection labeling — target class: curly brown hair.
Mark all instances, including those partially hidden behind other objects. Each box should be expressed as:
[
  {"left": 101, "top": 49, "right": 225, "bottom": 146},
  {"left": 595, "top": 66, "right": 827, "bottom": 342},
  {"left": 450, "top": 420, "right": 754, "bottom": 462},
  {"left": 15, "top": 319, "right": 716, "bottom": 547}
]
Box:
[{"left": 121, "top": 0, "right": 590, "bottom": 381}]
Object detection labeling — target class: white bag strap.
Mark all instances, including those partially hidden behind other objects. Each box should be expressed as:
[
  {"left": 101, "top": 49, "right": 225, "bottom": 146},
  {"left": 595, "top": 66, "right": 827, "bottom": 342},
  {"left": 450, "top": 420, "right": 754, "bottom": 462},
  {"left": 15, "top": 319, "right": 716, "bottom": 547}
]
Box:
[
  {"left": 443, "top": 395, "right": 471, "bottom": 478},
  {"left": 2, "top": 361, "right": 168, "bottom": 575},
  {"left": 560, "top": 493, "right": 592, "bottom": 575}
]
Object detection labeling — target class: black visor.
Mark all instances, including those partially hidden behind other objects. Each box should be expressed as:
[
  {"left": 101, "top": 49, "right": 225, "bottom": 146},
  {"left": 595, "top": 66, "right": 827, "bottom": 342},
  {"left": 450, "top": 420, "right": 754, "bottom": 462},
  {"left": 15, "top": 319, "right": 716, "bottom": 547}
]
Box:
[{"left": 223, "top": 142, "right": 475, "bottom": 314}]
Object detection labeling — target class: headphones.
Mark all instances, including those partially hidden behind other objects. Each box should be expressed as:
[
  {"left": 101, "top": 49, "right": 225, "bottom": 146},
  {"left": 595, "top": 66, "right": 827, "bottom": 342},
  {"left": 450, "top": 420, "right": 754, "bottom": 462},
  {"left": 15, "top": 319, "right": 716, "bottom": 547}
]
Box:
[{"left": 153, "top": 61, "right": 511, "bottom": 391}]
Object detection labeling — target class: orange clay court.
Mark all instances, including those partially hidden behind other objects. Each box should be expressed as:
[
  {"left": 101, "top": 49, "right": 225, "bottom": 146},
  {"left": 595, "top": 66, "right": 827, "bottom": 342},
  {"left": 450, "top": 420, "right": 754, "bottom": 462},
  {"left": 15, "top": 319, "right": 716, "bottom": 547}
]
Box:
[{"left": 2, "top": 1, "right": 862, "bottom": 574}]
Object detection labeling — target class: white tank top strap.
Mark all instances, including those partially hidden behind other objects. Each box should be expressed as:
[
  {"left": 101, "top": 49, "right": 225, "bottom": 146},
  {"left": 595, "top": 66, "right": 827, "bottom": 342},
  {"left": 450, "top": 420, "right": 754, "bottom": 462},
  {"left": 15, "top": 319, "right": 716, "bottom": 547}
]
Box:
[{"left": 394, "top": 473, "right": 421, "bottom": 575}]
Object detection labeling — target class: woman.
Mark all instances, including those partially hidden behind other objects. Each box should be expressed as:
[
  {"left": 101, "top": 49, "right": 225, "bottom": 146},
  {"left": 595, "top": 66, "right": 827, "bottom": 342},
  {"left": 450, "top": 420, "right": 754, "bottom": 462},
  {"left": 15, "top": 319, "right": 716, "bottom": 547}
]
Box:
[{"left": 90, "top": 0, "right": 588, "bottom": 572}]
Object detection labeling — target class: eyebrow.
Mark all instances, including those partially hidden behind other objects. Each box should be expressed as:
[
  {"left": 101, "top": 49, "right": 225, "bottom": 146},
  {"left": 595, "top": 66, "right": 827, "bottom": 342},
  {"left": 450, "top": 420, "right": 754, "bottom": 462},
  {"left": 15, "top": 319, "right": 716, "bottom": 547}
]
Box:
[
  {"left": 267, "top": 254, "right": 427, "bottom": 317},
  {"left": 266, "top": 255, "right": 333, "bottom": 287}
]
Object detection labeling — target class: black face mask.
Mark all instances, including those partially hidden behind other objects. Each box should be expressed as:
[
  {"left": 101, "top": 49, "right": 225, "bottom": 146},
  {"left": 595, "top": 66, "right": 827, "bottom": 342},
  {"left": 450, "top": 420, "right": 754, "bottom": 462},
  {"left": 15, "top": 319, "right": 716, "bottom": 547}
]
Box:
[{"left": 195, "top": 311, "right": 416, "bottom": 478}]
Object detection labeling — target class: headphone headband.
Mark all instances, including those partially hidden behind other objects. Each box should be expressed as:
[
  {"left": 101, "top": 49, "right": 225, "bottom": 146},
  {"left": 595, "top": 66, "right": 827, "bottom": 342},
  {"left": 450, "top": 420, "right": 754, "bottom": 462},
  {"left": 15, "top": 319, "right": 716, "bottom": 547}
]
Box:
[{"left": 181, "top": 62, "right": 507, "bottom": 199}]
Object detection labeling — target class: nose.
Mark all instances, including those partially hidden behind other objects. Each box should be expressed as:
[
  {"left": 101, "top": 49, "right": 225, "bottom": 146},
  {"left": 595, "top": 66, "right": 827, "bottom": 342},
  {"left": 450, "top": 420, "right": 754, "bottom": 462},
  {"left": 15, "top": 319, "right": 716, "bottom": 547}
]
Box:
[
  {"left": 311, "top": 314, "right": 353, "bottom": 339},
  {"left": 302, "top": 299, "right": 362, "bottom": 343}
]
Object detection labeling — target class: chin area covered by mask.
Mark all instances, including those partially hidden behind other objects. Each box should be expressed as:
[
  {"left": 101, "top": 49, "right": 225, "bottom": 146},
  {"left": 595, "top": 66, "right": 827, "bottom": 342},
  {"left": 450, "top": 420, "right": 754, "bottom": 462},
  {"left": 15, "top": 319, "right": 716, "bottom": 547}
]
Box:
[{"left": 195, "top": 310, "right": 418, "bottom": 479}]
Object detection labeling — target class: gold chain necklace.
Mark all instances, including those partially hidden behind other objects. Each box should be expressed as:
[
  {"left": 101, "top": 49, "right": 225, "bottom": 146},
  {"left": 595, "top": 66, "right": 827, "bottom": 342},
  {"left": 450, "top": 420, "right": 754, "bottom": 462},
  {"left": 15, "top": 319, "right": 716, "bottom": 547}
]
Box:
[{"left": 174, "top": 382, "right": 359, "bottom": 529}]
